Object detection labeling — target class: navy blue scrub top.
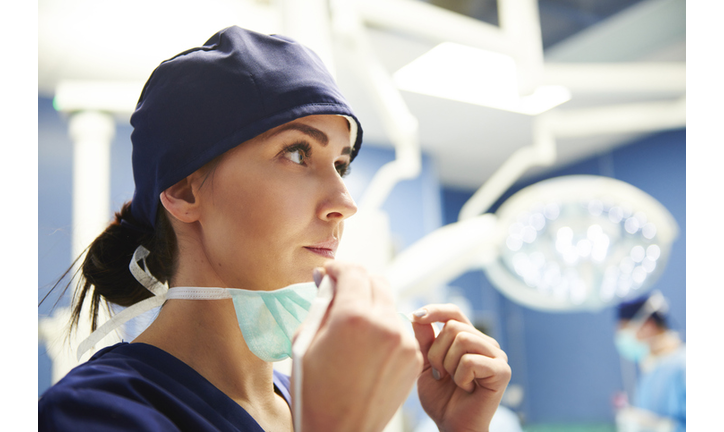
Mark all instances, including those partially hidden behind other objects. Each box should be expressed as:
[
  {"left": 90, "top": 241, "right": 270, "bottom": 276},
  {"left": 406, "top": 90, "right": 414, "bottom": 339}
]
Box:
[{"left": 38, "top": 342, "right": 291, "bottom": 431}]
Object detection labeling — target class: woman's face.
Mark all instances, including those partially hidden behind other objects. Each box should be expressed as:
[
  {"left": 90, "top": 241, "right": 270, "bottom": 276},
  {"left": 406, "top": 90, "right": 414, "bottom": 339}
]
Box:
[{"left": 193, "top": 115, "right": 357, "bottom": 290}]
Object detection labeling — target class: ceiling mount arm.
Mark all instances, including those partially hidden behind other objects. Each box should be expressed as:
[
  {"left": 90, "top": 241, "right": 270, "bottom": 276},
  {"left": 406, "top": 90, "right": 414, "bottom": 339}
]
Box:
[
  {"left": 332, "top": 0, "right": 421, "bottom": 211},
  {"left": 459, "top": 115, "right": 557, "bottom": 221}
]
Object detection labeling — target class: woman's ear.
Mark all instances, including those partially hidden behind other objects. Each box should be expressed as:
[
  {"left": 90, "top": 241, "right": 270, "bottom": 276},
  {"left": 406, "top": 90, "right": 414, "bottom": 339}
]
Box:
[{"left": 159, "top": 176, "right": 202, "bottom": 224}]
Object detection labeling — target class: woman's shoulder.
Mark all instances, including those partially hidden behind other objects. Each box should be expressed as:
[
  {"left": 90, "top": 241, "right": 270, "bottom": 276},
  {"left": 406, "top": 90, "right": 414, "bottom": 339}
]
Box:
[
  {"left": 38, "top": 342, "right": 262, "bottom": 432},
  {"left": 40, "top": 342, "right": 186, "bottom": 399},
  {"left": 38, "top": 342, "right": 184, "bottom": 431}
]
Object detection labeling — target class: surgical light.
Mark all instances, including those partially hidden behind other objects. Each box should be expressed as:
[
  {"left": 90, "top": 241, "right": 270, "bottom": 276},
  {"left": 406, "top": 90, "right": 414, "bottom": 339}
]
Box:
[{"left": 483, "top": 176, "right": 678, "bottom": 311}]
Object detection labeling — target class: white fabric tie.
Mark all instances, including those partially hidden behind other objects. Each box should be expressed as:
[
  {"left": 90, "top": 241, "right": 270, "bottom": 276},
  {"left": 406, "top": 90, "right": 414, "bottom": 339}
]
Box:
[
  {"left": 165, "top": 287, "right": 231, "bottom": 300},
  {"left": 76, "top": 246, "right": 168, "bottom": 361}
]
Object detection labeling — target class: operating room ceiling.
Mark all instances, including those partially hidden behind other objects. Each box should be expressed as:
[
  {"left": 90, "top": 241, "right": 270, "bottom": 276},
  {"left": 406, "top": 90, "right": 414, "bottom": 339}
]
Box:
[{"left": 38, "top": 0, "right": 686, "bottom": 190}]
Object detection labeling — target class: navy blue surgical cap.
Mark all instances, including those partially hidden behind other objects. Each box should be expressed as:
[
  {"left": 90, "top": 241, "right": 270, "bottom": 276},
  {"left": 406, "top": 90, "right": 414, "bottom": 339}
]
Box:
[
  {"left": 617, "top": 293, "right": 668, "bottom": 327},
  {"left": 129, "top": 26, "right": 363, "bottom": 232}
]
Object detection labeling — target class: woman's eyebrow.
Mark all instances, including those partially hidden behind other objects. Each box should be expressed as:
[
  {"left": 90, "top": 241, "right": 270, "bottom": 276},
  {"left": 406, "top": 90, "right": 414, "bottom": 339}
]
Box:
[{"left": 268, "top": 123, "right": 329, "bottom": 146}]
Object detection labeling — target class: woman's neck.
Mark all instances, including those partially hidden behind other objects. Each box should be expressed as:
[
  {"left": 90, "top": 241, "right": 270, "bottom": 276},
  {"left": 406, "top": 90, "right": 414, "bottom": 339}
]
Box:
[
  {"left": 139, "top": 227, "right": 293, "bottom": 430},
  {"left": 133, "top": 297, "right": 291, "bottom": 427}
]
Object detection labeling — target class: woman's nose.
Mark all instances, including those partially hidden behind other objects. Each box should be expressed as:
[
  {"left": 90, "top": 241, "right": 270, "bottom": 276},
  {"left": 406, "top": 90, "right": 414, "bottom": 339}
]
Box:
[{"left": 318, "top": 175, "right": 358, "bottom": 222}]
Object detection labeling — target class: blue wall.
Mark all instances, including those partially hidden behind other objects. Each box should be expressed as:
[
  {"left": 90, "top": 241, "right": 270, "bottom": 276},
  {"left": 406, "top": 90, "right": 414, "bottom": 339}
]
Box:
[{"left": 442, "top": 129, "right": 686, "bottom": 425}]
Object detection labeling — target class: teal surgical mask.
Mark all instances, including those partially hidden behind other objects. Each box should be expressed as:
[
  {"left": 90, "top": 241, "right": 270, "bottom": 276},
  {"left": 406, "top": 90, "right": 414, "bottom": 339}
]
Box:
[
  {"left": 614, "top": 327, "right": 650, "bottom": 363},
  {"left": 76, "top": 246, "right": 318, "bottom": 363},
  {"left": 166, "top": 284, "right": 318, "bottom": 362}
]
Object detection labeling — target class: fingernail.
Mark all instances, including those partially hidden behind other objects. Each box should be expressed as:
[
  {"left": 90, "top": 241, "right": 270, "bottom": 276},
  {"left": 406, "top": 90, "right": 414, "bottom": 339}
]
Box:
[
  {"left": 432, "top": 367, "right": 441, "bottom": 380},
  {"left": 412, "top": 308, "right": 428, "bottom": 318},
  {"left": 313, "top": 268, "right": 323, "bottom": 287}
]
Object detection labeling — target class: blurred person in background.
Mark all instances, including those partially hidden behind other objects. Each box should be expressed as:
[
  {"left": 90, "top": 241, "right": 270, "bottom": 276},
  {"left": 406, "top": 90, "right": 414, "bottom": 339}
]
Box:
[{"left": 614, "top": 290, "right": 685, "bottom": 432}]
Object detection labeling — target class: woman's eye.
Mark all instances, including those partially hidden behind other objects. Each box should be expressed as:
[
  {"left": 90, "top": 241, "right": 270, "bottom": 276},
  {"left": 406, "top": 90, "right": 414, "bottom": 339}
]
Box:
[
  {"left": 283, "top": 144, "right": 310, "bottom": 165},
  {"left": 336, "top": 163, "right": 351, "bottom": 178},
  {"left": 288, "top": 148, "right": 305, "bottom": 164}
]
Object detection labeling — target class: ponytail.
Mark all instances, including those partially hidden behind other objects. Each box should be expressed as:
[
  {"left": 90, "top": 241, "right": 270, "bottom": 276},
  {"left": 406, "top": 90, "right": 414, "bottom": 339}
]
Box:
[
  {"left": 41, "top": 150, "right": 226, "bottom": 335},
  {"left": 43, "top": 201, "right": 177, "bottom": 334}
]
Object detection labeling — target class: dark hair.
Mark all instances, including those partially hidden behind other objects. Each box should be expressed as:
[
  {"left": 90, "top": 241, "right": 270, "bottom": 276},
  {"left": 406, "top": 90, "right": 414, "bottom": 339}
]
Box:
[
  {"left": 649, "top": 312, "right": 668, "bottom": 329},
  {"left": 617, "top": 295, "right": 669, "bottom": 329},
  {"left": 42, "top": 201, "right": 178, "bottom": 334}
]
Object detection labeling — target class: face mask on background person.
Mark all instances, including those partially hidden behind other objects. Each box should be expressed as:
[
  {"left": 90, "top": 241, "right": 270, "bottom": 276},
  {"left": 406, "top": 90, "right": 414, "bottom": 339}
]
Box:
[
  {"left": 614, "top": 323, "right": 650, "bottom": 363},
  {"left": 613, "top": 291, "right": 668, "bottom": 363}
]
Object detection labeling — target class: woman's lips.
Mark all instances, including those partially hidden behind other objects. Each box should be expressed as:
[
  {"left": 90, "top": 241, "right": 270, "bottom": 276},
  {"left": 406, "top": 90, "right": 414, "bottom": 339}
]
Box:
[
  {"left": 304, "top": 247, "right": 336, "bottom": 258},
  {"left": 304, "top": 239, "right": 338, "bottom": 258}
]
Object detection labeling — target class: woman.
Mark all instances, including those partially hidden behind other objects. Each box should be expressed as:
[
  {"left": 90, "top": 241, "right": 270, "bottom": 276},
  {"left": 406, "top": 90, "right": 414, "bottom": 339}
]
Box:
[{"left": 39, "top": 26, "right": 511, "bottom": 431}]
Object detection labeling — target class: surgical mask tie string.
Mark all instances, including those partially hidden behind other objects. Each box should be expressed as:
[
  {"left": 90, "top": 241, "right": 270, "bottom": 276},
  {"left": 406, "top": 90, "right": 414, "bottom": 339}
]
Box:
[
  {"left": 154, "top": 281, "right": 321, "bottom": 363},
  {"left": 76, "top": 246, "right": 169, "bottom": 361},
  {"left": 128, "top": 245, "right": 168, "bottom": 296}
]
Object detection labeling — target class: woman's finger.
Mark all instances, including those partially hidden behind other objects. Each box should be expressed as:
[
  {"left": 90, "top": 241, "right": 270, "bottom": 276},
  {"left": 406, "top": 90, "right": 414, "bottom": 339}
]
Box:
[
  {"left": 411, "top": 303, "right": 472, "bottom": 326},
  {"left": 441, "top": 328, "right": 507, "bottom": 379},
  {"left": 412, "top": 303, "right": 501, "bottom": 350},
  {"left": 426, "top": 320, "right": 500, "bottom": 380},
  {"left": 322, "top": 261, "right": 373, "bottom": 307},
  {"left": 453, "top": 353, "right": 512, "bottom": 393},
  {"left": 313, "top": 267, "right": 326, "bottom": 287},
  {"left": 411, "top": 322, "right": 435, "bottom": 369}
]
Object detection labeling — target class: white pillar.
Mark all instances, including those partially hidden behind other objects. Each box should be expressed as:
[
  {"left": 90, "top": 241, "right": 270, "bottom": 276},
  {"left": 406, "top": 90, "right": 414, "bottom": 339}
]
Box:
[
  {"left": 38, "top": 110, "right": 118, "bottom": 384},
  {"left": 38, "top": 307, "right": 81, "bottom": 384},
  {"left": 68, "top": 110, "right": 115, "bottom": 260}
]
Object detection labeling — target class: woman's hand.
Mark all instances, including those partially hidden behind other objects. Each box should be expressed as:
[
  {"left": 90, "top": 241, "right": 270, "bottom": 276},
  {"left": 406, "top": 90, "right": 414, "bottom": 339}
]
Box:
[
  {"left": 412, "top": 304, "right": 511, "bottom": 432},
  {"left": 294, "top": 261, "right": 423, "bottom": 432}
]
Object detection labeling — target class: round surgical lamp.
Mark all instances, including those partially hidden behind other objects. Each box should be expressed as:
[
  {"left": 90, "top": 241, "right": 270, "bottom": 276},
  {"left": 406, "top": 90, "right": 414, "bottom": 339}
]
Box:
[{"left": 483, "top": 175, "right": 679, "bottom": 311}]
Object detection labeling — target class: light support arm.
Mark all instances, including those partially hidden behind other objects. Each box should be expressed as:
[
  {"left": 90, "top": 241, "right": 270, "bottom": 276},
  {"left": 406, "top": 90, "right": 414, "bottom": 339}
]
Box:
[
  {"left": 459, "top": 114, "right": 556, "bottom": 221},
  {"left": 458, "top": 96, "right": 686, "bottom": 221},
  {"left": 332, "top": 0, "right": 421, "bottom": 211},
  {"left": 542, "top": 62, "right": 686, "bottom": 94},
  {"left": 279, "top": 0, "right": 337, "bottom": 79},
  {"left": 498, "top": 0, "right": 545, "bottom": 96},
  {"left": 547, "top": 97, "right": 687, "bottom": 138}
]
